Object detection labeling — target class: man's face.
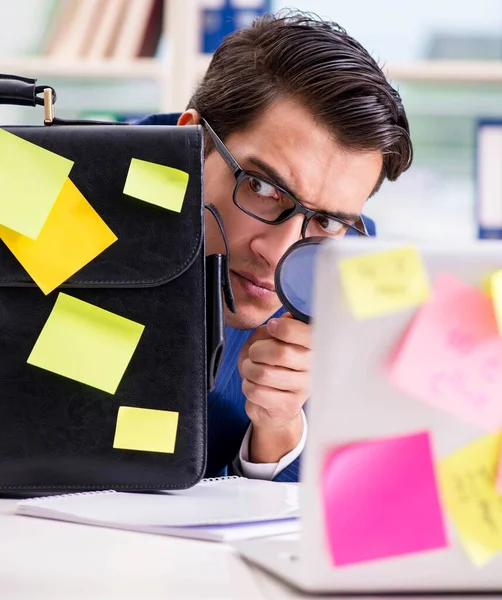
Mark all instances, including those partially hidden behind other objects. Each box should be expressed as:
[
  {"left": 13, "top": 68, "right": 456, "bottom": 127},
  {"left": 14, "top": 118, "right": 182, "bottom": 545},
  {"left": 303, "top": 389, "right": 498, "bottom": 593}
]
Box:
[{"left": 198, "top": 99, "right": 383, "bottom": 329}]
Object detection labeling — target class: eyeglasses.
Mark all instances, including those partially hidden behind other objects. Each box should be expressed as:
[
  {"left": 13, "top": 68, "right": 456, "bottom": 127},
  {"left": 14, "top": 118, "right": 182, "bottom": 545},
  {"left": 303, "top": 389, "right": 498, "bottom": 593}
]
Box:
[{"left": 201, "top": 118, "right": 368, "bottom": 239}]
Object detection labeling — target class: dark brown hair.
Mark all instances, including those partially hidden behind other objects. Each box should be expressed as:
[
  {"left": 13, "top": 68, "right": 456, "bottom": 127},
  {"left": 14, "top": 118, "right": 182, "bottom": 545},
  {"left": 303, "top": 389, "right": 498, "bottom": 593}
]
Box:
[{"left": 188, "top": 10, "right": 412, "bottom": 191}]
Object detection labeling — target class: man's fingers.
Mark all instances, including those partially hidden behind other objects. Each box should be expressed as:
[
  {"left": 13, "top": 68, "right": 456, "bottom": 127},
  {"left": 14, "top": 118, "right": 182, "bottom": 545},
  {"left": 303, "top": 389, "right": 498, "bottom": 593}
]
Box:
[
  {"left": 238, "top": 324, "right": 269, "bottom": 372},
  {"left": 241, "top": 358, "right": 309, "bottom": 392},
  {"left": 248, "top": 339, "right": 311, "bottom": 371},
  {"left": 242, "top": 379, "right": 299, "bottom": 415},
  {"left": 267, "top": 316, "right": 312, "bottom": 349}
]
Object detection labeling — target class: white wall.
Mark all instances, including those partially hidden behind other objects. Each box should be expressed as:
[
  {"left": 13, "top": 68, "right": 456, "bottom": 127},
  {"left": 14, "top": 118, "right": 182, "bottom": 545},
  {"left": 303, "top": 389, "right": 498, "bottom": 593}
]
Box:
[
  {"left": 0, "top": 0, "right": 48, "bottom": 57},
  {"left": 273, "top": 0, "right": 502, "bottom": 62}
]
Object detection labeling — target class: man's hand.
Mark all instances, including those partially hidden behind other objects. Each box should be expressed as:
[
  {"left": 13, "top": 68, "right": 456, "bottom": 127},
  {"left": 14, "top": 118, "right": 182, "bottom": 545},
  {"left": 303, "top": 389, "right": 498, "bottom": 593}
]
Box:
[{"left": 238, "top": 314, "right": 311, "bottom": 464}]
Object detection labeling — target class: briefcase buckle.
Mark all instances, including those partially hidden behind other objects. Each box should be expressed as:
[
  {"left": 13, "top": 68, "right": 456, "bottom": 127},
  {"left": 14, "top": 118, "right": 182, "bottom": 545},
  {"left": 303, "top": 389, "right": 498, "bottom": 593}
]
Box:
[{"left": 43, "top": 88, "right": 55, "bottom": 125}]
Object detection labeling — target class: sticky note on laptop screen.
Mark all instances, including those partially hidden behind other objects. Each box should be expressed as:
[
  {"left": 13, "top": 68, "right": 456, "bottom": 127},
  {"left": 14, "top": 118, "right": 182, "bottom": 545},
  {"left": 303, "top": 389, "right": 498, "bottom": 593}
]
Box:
[
  {"left": 497, "top": 445, "right": 502, "bottom": 494},
  {"left": 113, "top": 406, "right": 179, "bottom": 454},
  {"left": 338, "top": 246, "right": 430, "bottom": 319},
  {"left": 27, "top": 293, "right": 145, "bottom": 394},
  {"left": 321, "top": 431, "right": 447, "bottom": 567},
  {"left": 123, "top": 158, "right": 189, "bottom": 213},
  {"left": 438, "top": 433, "right": 502, "bottom": 566},
  {"left": 490, "top": 269, "right": 502, "bottom": 333},
  {"left": 0, "top": 178, "right": 117, "bottom": 295},
  {"left": 389, "top": 275, "right": 502, "bottom": 431},
  {"left": 0, "top": 128, "right": 73, "bottom": 239}
]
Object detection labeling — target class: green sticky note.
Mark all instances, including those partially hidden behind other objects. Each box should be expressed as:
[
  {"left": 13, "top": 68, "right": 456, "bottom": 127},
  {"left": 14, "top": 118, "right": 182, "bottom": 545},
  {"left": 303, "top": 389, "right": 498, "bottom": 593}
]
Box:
[
  {"left": 27, "top": 293, "right": 145, "bottom": 394},
  {"left": 113, "top": 406, "right": 179, "bottom": 454},
  {"left": 123, "top": 158, "right": 189, "bottom": 213},
  {"left": 0, "top": 128, "right": 74, "bottom": 239}
]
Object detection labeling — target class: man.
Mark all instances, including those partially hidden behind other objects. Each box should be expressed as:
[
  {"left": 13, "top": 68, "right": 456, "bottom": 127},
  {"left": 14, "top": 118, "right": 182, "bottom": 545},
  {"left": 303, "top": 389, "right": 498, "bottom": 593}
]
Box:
[{"left": 138, "top": 11, "right": 412, "bottom": 482}]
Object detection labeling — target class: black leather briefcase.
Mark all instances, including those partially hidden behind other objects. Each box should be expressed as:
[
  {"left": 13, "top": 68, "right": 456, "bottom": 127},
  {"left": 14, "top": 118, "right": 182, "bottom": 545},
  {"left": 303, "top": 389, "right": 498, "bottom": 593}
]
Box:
[{"left": 0, "top": 74, "right": 228, "bottom": 493}]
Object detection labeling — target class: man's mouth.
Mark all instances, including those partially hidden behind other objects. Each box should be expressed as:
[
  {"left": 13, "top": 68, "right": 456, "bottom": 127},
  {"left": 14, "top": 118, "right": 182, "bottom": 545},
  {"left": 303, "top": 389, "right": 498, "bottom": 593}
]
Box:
[{"left": 232, "top": 270, "right": 276, "bottom": 300}]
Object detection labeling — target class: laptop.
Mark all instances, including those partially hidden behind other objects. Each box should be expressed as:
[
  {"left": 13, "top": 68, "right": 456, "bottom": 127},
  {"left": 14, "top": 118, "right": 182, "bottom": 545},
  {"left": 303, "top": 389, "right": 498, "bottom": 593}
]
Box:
[{"left": 234, "top": 238, "right": 502, "bottom": 595}]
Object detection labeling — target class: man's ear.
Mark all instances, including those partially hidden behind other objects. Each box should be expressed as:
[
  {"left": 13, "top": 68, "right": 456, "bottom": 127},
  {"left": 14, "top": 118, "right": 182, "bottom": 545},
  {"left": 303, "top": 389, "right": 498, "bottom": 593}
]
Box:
[{"left": 177, "top": 110, "right": 201, "bottom": 126}]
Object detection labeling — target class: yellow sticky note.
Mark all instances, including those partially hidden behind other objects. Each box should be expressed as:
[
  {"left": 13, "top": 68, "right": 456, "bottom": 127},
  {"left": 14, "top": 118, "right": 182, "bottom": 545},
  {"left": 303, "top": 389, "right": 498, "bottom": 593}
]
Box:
[
  {"left": 113, "top": 406, "right": 179, "bottom": 453},
  {"left": 123, "top": 158, "right": 189, "bottom": 213},
  {"left": 27, "top": 293, "right": 145, "bottom": 394},
  {"left": 438, "top": 433, "right": 502, "bottom": 566},
  {"left": 0, "top": 178, "right": 117, "bottom": 295},
  {"left": 338, "top": 245, "right": 430, "bottom": 319},
  {"left": 0, "top": 128, "right": 74, "bottom": 239},
  {"left": 490, "top": 270, "right": 502, "bottom": 333}
]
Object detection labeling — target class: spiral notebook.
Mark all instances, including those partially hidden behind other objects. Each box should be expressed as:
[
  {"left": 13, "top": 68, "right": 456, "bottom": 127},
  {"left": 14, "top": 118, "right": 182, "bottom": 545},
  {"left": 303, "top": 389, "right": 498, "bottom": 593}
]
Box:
[{"left": 16, "top": 477, "right": 300, "bottom": 543}]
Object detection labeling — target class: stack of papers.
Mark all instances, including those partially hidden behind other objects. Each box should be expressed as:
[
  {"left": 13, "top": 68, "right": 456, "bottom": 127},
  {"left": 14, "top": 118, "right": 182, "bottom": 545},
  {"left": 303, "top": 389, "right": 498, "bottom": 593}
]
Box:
[{"left": 16, "top": 477, "right": 300, "bottom": 543}]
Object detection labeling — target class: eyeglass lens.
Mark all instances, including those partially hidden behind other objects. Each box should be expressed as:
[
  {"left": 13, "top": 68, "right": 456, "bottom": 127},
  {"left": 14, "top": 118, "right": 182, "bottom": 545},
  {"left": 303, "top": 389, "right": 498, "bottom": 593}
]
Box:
[{"left": 235, "top": 174, "right": 361, "bottom": 238}]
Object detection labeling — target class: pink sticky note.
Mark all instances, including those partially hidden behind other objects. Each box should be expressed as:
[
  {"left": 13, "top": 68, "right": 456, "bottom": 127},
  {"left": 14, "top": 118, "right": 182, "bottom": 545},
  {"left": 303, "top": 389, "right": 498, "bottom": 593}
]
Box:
[
  {"left": 321, "top": 431, "right": 448, "bottom": 567},
  {"left": 387, "top": 274, "right": 470, "bottom": 370},
  {"left": 389, "top": 275, "right": 502, "bottom": 430},
  {"left": 432, "top": 272, "right": 477, "bottom": 300}
]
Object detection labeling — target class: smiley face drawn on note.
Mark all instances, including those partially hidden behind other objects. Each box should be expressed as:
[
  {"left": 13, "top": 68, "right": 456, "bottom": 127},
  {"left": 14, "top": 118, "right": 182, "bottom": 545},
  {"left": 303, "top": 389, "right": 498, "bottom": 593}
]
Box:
[{"left": 339, "top": 246, "right": 430, "bottom": 319}]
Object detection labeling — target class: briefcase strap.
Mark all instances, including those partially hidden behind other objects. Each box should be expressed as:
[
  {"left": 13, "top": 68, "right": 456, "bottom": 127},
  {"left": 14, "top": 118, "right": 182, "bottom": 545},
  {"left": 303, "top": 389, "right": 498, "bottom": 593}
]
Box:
[
  {"left": 0, "top": 73, "right": 56, "bottom": 108},
  {"left": 204, "top": 203, "right": 236, "bottom": 392},
  {"left": 205, "top": 203, "right": 235, "bottom": 314}
]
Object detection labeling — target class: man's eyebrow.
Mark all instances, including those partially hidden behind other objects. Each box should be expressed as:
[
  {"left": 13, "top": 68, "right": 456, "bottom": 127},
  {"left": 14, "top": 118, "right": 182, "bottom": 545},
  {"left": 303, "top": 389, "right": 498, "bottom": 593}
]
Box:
[
  {"left": 247, "top": 156, "right": 301, "bottom": 199},
  {"left": 247, "top": 156, "right": 362, "bottom": 224}
]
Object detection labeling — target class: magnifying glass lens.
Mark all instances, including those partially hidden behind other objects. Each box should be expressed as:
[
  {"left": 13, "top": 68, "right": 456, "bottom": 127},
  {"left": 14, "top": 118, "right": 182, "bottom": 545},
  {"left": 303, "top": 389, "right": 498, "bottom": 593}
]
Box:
[{"left": 275, "top": 238, "right": 324, "bottom": 323}]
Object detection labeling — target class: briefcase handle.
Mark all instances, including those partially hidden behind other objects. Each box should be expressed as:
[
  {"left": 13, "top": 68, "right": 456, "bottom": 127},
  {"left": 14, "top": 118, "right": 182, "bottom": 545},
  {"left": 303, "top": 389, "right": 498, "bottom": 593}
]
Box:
[
  {"left": 0, "top": 73, "right": 127, "bottom": 127},
  {"left": 0, "top": 73, "right": 56, "bottom": 109}
]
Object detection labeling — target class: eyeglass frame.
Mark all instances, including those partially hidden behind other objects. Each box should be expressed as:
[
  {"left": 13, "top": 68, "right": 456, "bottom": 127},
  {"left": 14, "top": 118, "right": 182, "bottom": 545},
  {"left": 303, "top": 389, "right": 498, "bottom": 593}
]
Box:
[{"left": 200, "top": 118, "right": 369, "bottom": 239}]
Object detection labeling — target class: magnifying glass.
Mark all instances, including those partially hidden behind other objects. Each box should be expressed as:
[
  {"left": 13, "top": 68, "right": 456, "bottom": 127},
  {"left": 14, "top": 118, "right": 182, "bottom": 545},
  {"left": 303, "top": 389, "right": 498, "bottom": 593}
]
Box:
[{"left": 274, "top": 237, "right": 325, "bottom": 323}]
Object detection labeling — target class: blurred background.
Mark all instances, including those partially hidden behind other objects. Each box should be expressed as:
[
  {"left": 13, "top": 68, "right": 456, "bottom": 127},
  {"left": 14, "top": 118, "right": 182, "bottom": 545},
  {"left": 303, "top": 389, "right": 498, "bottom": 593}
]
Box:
[{"left": 1, "top": 0, "right": 502, "bottom": 242}]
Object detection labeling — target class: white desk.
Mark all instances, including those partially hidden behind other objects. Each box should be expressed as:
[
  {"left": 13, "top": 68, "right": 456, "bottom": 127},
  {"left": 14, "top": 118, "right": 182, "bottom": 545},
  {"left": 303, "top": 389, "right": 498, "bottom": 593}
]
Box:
[
  {"left": 2, "top": 499, "right": 485, "bottom": 600},
  {"left": 0, "top": 498, "right": 310, "bottom": 600}
]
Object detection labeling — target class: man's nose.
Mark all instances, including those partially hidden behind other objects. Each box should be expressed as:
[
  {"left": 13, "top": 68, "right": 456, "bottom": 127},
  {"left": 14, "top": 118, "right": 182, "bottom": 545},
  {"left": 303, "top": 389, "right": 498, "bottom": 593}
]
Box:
[{"left": 251, "top": 214, "right": 304, "bottom": 269}]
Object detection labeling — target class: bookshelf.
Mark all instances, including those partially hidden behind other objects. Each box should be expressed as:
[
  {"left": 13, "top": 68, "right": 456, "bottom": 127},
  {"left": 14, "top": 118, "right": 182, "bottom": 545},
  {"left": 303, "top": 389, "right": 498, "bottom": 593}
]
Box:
[
  {"left": 2, "top": 1, "right": 502, "bottom": 117},
  {"left": 0, "top": 0, "right": 203, "bottom": 114},
  {"left": 0, "top": 57, "right": 164, "bottom": 80}
]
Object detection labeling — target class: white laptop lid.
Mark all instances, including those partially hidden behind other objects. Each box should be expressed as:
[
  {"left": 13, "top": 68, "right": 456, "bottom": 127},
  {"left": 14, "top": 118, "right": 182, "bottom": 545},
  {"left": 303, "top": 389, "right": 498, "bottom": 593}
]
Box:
[{"left": 297, "top": 237, "right": 502, "bottom": 594}]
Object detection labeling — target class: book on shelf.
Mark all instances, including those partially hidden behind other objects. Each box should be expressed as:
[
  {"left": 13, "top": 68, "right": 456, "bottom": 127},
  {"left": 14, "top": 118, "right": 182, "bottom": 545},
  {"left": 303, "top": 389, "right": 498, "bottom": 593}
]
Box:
[
  {"left": 42, "top": 0, "right": 163, "bottom": 61},
  {"left": 41, "top": 0, "right": 82, "bottom": 56},
  {"left": 112, "top": 0, "right": 163, "bottom": 59},
  {"left": 86, "top": 0, "right": 129, "bottom": 59},
  {"left": 201, "top": 0, "right": 271, "bottom": 53},
  {"left": 49, "top": 0, "right": 101, "bottom": 59}
]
